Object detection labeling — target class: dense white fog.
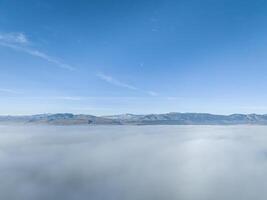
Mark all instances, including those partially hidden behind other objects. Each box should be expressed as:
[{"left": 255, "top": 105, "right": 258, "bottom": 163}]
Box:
[{"left": 1, "top": 125, "right": 267, "bottom": 200}]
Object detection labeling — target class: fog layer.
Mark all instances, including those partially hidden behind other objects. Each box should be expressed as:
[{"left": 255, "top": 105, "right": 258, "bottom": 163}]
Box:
[{"left": 1, "top": 125, "right": 267, "bottom": 200}]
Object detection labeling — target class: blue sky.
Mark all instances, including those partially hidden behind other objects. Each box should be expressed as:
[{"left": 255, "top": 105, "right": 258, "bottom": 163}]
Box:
[{"left": 1, "top": 0, "right": 267, "bottom": 115}]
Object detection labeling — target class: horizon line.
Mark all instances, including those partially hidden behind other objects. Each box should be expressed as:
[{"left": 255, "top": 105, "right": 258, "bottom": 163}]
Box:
[{"left": 1, "top": 112, "right": 267, "bottom": 117}]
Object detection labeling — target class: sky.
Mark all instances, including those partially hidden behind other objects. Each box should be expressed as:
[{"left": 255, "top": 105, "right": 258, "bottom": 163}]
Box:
[{"left": 1, "top": 0, "right": 267, "bottom": 115}]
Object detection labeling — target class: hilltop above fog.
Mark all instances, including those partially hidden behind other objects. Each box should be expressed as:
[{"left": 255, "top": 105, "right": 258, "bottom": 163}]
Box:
[{"left": 1, "top": 112, "right": 267, "bottom": 125}]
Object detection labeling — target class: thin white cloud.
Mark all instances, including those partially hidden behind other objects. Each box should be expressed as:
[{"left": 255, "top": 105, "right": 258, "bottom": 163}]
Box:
[
  {"left": 147, "top": 91, "right": 158, "bottom": 96},
  {"left": 52, "top": 96, "right": 83, "bottom": 101},
  {"left": 0, "top": 32, "right": 28, "bottom": 44},
  {"left": 97, "top": 73, "right": 138, "bottom": 90},
  {"left": 14, "top": 96, "right": 84, "bottom": 101},
  {"left": 0, "top": 32, "right": 74, "bottom": 71},
  {"left": 97, "top": 72, "right": 158, "bottom": 96},
  {"left": 0, "top": 88, "right": 21, "bottom": 94}
]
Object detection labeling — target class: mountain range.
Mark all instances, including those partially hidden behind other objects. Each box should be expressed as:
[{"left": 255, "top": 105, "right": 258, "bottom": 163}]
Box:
[{"left": 2, "top": 112, "right": 267, "bottom": 125}]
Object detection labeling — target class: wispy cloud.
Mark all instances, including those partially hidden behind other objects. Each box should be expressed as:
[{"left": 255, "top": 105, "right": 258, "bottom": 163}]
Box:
[
  {"left": 97, "top": 72, "right": 158, "bottom": 96},
  {"left": 147, "top": 91, "right": 158, "bottom": 96},
  {"left": 0, "top": 32, "right": 28, "bottom": 44},
  {"left": 97, "top": 73, "right": 138, "bottom": 90},
  {"left": 51, "top": 96, "right": 83, "bottom": 101},
  {"left": 0, "top": 88, "right": 21, "bottom": 94},
  {"left": 0, "top": 32, "right": 74, "bottom": 71}
]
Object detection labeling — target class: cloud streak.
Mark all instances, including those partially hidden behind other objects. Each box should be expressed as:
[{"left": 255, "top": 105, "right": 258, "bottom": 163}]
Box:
[
  {"left": 0, "top": 88, "right": 21, "bottom": 94},
  {"left": 97, "top": 73, "right": 158, "bottom": 96},
  {"left": 97, "top": 73, "right": 138, "bottom": 90},
  {"left": 0, "top": 32, "right": 74, "bottom": 71}
]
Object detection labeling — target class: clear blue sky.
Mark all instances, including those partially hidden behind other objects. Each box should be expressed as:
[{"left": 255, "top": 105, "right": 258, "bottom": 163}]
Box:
[{"left": 1, "top": 0, "right": 267, "bottom": 115}]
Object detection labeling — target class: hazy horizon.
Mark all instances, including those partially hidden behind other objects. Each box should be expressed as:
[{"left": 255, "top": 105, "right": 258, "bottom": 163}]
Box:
[{"left": 3, "top": 111, "right": 267, "bottom": 117}]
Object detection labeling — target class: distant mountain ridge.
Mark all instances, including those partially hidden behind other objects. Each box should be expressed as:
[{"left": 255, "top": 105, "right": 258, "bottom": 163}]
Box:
[{"left": 2, "top": 112, "right": 267, "bottom": 125}]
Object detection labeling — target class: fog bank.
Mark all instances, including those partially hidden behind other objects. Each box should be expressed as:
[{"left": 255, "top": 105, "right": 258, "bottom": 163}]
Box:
[{"left": 1, "top": 125, "right": 267, "bottom": 200}]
